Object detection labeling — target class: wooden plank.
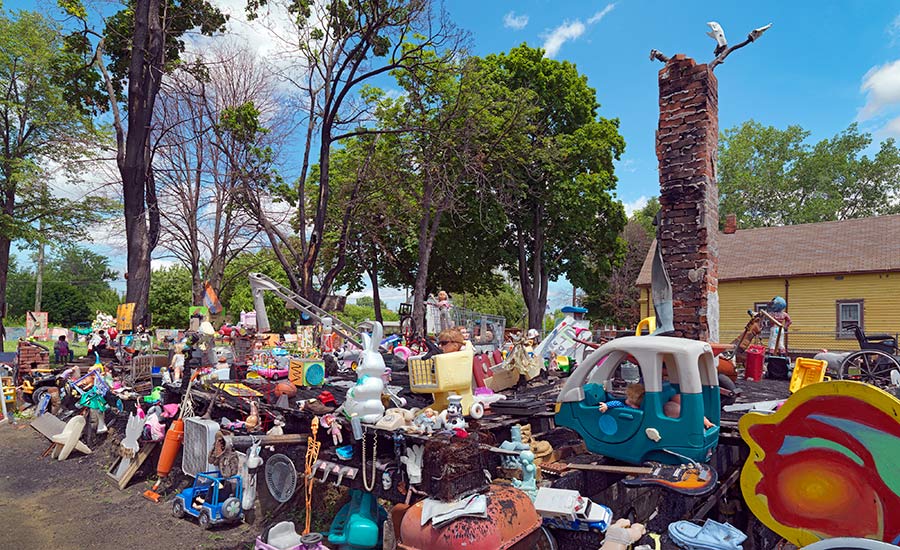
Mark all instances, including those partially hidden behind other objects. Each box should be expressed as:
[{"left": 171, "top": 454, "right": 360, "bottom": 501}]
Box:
[
  {"left": 30, "top": 413, "right": 66, "bottom": 440},
  {"left": 107, "top": 441, "right": 158, "bottom": 490}
]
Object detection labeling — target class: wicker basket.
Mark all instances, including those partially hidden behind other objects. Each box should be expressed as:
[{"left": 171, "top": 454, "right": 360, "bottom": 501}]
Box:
[{"left": 423, "top": 434, "right": 487, "bottom": 501}]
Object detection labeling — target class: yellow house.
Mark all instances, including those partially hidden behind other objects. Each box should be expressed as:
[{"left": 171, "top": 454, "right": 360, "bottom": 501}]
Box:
[{"left": 636, "top": 214, "right": 900, "bottom": 353}]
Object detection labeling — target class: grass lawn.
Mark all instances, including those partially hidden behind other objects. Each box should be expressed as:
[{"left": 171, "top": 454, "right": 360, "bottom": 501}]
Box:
[{"left": 3, "top": 339, "right": 89, "bottom": 358}]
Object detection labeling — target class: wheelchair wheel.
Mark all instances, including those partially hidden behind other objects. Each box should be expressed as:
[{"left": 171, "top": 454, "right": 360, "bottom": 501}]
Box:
[{"left": 839, "top": 350, "right": 900, "bottom": 387}]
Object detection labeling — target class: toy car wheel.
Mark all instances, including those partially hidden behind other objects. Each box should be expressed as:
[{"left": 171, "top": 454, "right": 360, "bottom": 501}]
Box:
[
  {"left": 199, "top": 509, "right": 212, "bottom": 530},
  {"left": 470, "top": 402, "right": 484, "bottom": 419},
  {"left": 221, "top": 497, "right": 241, "bottom": 521},
  {"left": 31, "top": 386, "right": 50, "bottom": 409},
  {"left": 172, "top": 499, "right": 186, "bottom": 519}
]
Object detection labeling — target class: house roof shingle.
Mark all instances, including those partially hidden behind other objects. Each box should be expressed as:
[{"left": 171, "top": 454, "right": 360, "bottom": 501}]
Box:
[{"left": 635, "top": 214, "right": 900, "bottom": 286}]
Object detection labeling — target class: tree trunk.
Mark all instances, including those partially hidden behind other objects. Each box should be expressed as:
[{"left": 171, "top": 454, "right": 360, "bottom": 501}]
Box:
[
  {"left": 302, "top": 139, "right": 331, "bottom": 303},
  {"left": 369, "top": 265, "right": 383, "bottom": 325},
  {"left": 0, "top": 235, "right": 10, "bottom": 350},
  {"left": 191, "top": 264, "right": 203, "bottom": 306},
  {"left": 517, "top": 205, "right": 550, "bottom": 331},
  {"left": 121, "top": 0, "right": 163, "bottom": 327}
]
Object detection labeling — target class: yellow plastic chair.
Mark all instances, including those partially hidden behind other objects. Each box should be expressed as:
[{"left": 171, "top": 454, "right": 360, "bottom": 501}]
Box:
[
  {"left": 789, "top": 358, "right": 830, "bottom": 394},
  {"left": 408, "top": 345, "right": 475, "bottom": 414}
]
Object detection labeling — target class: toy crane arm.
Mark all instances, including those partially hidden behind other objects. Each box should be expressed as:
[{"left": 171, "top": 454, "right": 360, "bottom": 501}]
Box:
[{"left": 249, "top": 272, "right": 363, "bottom": 349}]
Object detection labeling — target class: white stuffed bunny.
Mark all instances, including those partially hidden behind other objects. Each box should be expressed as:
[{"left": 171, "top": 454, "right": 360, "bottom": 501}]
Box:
[{"left": 343, "top": 322, "right": 386, "bottom": 423}]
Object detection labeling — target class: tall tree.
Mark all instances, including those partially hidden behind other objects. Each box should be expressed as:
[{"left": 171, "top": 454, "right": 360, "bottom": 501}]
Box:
[
  {"left": 154, "top": 45, "right": 271, "bottom": 304},
  {"left": 479, "top": 44, "right": 626, "bottom": 329},
  {"left": 64, "top": 0, "right": 227, "bottom": 326},
  {"left": 719, "top": 121, "right": 900, "bottom": 227},
  {"left": 0, "top": 9, "right": 105, "bottom": 347},
  {"left": 243, "top": 0, "right": 466, "bottom": 305}
]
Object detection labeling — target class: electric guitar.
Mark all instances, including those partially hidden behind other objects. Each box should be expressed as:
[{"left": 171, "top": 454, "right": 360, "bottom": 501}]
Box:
[{"left": 540, "top": 461, "right": 717, "bottom": 496}]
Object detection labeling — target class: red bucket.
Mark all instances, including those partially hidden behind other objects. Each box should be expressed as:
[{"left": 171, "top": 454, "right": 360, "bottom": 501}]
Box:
[{"left": 745, "top": 345, "right": 765, "bottom": 381}]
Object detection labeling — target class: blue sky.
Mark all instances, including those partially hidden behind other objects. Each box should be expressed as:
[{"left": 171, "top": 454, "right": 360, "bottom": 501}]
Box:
[
  {"left": 446, "top": 0, "right": 900, "bottom": 214},
  {"left": 9, "top": 0, "right": 900, "bottom": 313}
]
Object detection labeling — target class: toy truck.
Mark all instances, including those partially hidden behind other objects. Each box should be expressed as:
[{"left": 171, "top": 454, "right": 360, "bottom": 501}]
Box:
[
  {"left": 172, "top": 471, "right": 243, "bottom": 529},
  {"left": 533, "top": 487, "right": 613, "bottom": 533}
]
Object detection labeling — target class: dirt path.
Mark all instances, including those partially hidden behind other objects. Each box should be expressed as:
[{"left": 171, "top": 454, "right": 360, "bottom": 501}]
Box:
[{"left": 0, "top": 419, "right": 256, "bottom": 550}]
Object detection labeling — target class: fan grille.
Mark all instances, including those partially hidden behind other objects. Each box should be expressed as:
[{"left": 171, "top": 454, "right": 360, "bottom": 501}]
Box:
[{"left": 265, "top": 454, "right": 297, "bottom": 503}]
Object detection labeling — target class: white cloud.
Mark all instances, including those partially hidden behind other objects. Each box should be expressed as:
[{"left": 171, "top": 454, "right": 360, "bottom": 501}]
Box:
[
  {"left": 890, "top": 14, "right": 900, "bottom": 44},
  {"left": 541, "top": 3, "right": 616, "bottom": 58},
  {"left": 503, "top": 11, "right": 529, "bottom": 30},
  {"left": 617, "top": 158, "right": 637, "bottom": 173},
  {"left": 883, "top": 116, "right": 900, "bottom": 136},
  {"left": 859, "top": 59, "right": 900, "bottom": 120},
  {"left": 587, "top": 3, "right": 616, "bottom": 25},
  {"left": 623, "top": 196, "right": 649, "bottom": 217},
  {"left": 542, "top": 21, "right": 587, "bottom": 58}
]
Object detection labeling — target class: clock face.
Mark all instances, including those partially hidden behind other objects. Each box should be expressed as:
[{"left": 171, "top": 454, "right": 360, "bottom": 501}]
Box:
[{"left": 305, "top": 363, "right": 325, "bottom": 385}]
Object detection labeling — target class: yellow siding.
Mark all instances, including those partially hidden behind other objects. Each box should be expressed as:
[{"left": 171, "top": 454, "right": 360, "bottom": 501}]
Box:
[
  {"left": 718, "top": 279, "right": 785, "bottom": 338},
  {"left": 640, "top": 272, "right": 900, "bottom": 352},
  {"left": 781, "top": 272, "right": 900, "bottom": 351}
]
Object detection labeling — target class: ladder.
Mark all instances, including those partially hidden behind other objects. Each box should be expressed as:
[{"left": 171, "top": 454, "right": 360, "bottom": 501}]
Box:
[{"left": 248, "top": 273, "right": 363, "bottom": 348}]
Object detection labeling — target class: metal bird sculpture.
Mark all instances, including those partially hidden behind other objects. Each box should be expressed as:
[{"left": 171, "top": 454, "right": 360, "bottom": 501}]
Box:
[
  {"left": 709, "top": 22, "right": 773, "bottom": 70},
  {"left": 748, "top": 23, "right": 772, "bottom": 42},
  {"left": 706, "top": 21, "right": 727, "bottom": 56}
]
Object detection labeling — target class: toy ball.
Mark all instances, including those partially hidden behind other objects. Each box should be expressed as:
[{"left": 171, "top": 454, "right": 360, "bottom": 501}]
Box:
[{"left": 275, "top": 382, "right": 297, "bottom": 398}]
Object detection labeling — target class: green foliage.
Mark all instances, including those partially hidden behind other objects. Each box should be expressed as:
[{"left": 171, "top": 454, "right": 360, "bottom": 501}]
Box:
[
  {"left": 456, "top": 283, "right": 527, "bottom": 328},
  {"left": 632, "top": 197, "right": 660, "bottom": 237},
  {"left": 148, "top": 265, "right": 192, "bottom": 328},
  {"left": 0, "top": 9, "right": 108, "bottom": 247},
  {"left": 101, "top": 0, "right": 228, "bottom": 98},
  {"left": 6, "top": 246, "right": 120, "bottom": 325},
  {"left": 475, "top": 44, "right": 627, "bottom": 324},
  {"left": 334, "top": 302, "right": 399, "bottom": 327},
  {"left": 719, "top": 121, "right": 900, "bottom": 227},
  {"left": 219, "top": 249, "right": 293, "bottom": 330}
]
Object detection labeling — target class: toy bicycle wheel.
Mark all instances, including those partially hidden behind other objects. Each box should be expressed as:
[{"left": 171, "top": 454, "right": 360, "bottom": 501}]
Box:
[{"left": 470, "top": 402, "right": 485, "bottom": 419}]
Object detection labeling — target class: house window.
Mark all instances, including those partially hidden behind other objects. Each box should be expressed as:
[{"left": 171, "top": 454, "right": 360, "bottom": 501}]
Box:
[
  {"left": 753, "top": 302, "right": 773, "bottom": 338},
  {"left": 836, "top": 299, "right": 864, "bottom": 339}
]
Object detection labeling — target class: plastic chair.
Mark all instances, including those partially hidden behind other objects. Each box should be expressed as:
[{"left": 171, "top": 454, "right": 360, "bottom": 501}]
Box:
[
  {"left": 789, "top": 358, "right": 830, "bottom": 393},
  {"left": 50, "top": 415, "right": 92, "bottom": 461}
]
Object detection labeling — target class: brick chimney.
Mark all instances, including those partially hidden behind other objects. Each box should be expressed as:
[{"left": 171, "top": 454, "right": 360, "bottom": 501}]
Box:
[
  {"left": 724, "top": 213, "right": 737, "bottom": 234},
  {"left": 655, "top": 54, "right": 719, "bottom": 342}
]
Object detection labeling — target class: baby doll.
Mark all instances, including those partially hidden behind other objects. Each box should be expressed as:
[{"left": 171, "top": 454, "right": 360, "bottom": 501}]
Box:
[{"left": 598, "top": 383, "right": 644, "bottom": 413}]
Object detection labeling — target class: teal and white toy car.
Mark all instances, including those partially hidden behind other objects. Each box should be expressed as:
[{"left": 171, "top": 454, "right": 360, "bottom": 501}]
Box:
[{"left": 555, "top": 336, "right": 720, "bottom": 465}]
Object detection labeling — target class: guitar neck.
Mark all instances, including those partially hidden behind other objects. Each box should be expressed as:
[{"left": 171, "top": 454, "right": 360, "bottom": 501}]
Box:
[{"left": 563, "top": 463, "right": 654, "bottom": 475}]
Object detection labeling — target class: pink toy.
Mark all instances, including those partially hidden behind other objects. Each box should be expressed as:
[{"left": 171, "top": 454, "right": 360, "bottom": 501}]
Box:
[
  {"left": 250, "top": 366, "right": 289, "bottom": 379},
  {"left": 321, "top": 414, "right": 343, "bottom": 446}
]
